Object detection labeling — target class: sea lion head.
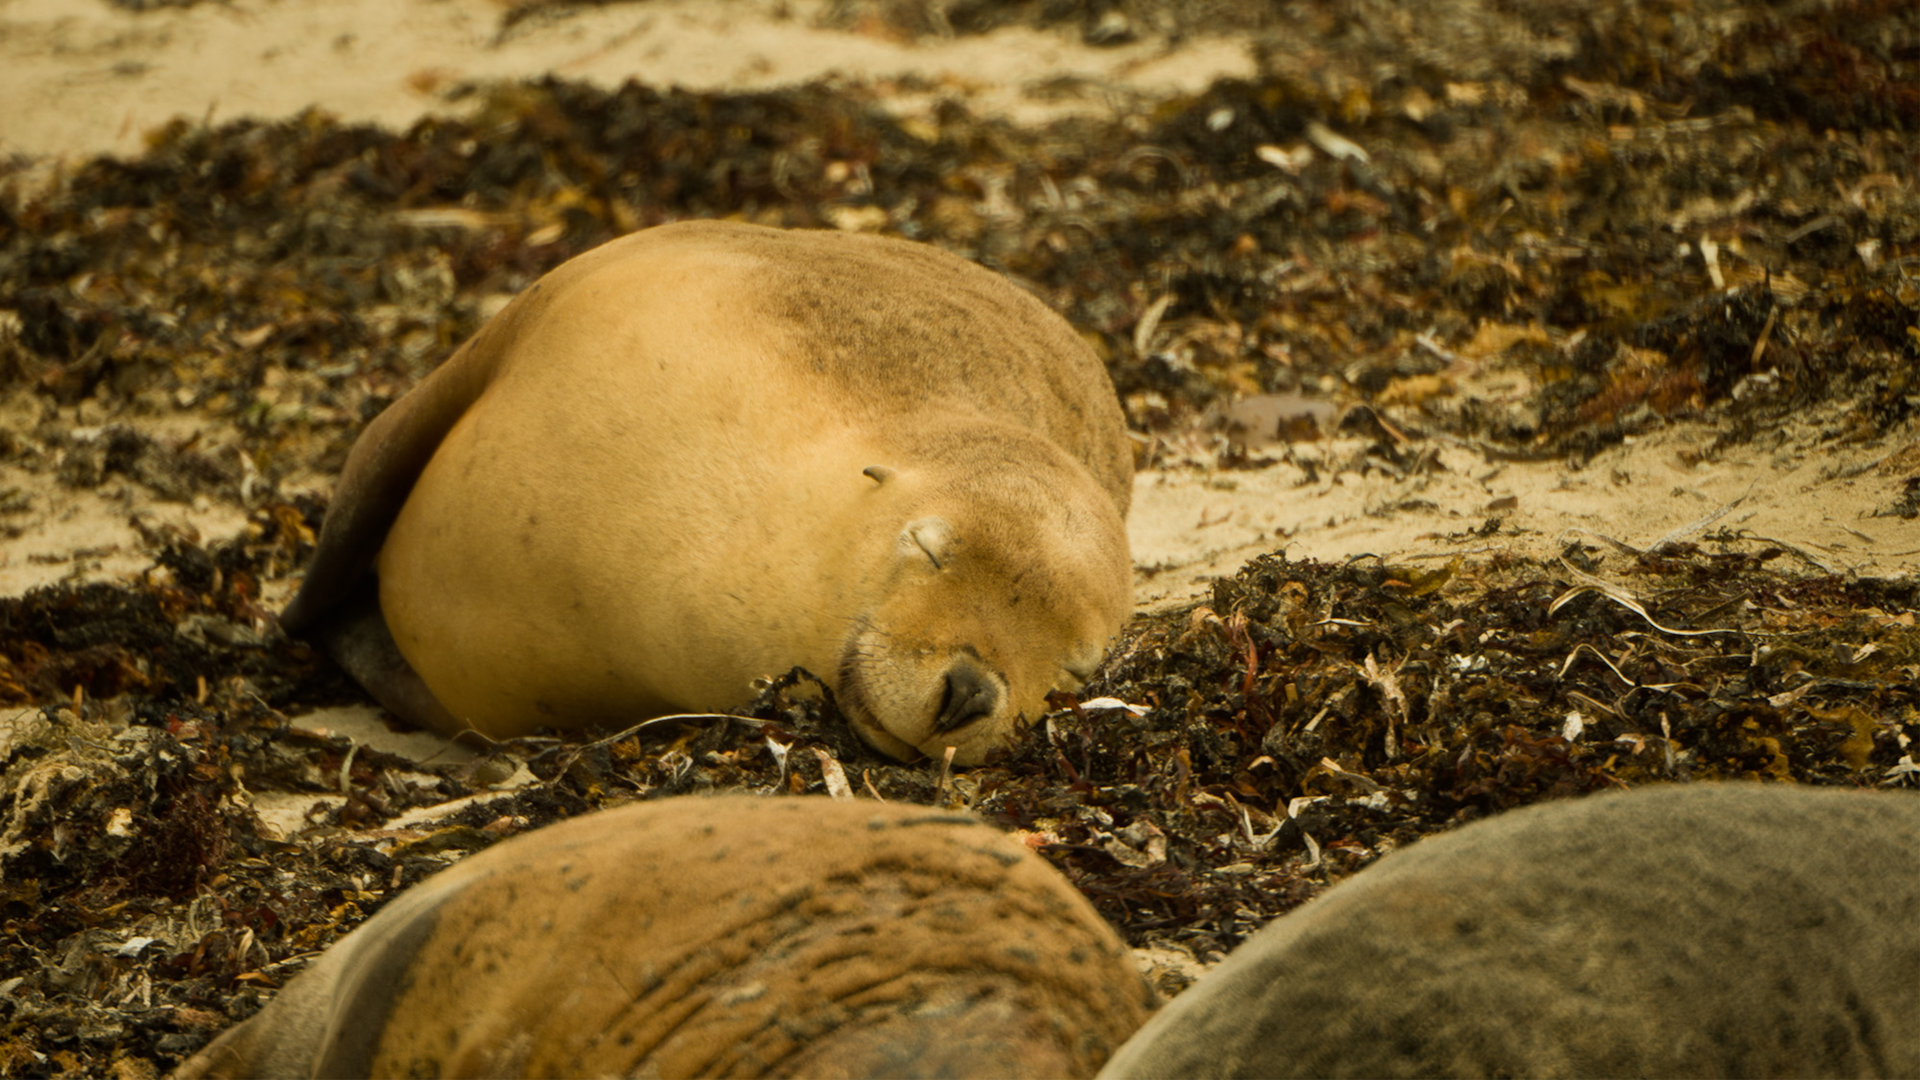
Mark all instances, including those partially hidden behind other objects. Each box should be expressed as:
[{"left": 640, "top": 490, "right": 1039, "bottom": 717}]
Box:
[{"left": 836, "top": 455, "right": 1131, "bottom": 765}]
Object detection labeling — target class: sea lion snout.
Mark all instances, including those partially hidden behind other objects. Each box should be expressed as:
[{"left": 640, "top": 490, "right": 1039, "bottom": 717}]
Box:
[
  {"left": 836, "top": 628, "right": 1012, "bottom": 762},
  {"left": 836, "top": 618, "right": 1109, "bottom": 764},
  {"left": 837, "top": 623, "right": 1054, "bottom": 764},
  {"left": 933, "top": 653, "right": 1000, "bottom": 733}
]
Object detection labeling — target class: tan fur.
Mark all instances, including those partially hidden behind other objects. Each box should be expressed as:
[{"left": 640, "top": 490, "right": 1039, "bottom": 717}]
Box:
[
  {"left": 172, "top": 796, "right": 1156, "bottom": 1079},
  {"left": 280, "top": 221, "right": 1133, "bottom": 763},
  {"left": 1098, "top": 783, "right": 1920, "bottom": 1079}
]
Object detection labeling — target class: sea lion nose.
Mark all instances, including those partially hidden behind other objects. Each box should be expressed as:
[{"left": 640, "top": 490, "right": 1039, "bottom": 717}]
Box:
[{"left": 933, "top": 661, "right": 999, "bottom": 733}]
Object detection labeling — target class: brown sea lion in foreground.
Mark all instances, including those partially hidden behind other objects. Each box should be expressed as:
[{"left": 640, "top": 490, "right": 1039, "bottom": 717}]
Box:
[
  {"left": 1098, "top": 783, "right": 1920, "bottom": 1079},
  {"left": 174, "top": 795, "right": 1157, "bottom": 1079},
  {"left": 280, "top": 220, "right": 1134, "bottom": 764}
]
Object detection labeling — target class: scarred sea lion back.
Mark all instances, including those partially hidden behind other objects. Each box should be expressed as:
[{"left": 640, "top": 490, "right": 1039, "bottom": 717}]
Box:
[{"left": 173, "top": 795, "right": 1157, "bottom": 1079}]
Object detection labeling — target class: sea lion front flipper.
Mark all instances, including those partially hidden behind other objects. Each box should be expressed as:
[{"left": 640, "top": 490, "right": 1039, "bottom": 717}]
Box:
[
  {"left": 278, "top": 324, "right": 512, "bottom": 735},
  {"left": 310, "top": 576, "right": 465, "bottom": 736},
  {"left": 279, "top": 329, "right": 507, "bottom": 636}
]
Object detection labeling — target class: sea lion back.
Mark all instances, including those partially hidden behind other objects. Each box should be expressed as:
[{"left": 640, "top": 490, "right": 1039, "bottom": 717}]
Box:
[
  {"left": 176, "top": 795, "right": 1157, "bottom": 1079},
  {"left": 1099, "top": 783, "right": 1920, "bottom": 1079}
]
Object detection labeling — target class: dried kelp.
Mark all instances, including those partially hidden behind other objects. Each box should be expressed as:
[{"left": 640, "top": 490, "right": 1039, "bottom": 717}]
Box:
[{"left": 2, "top": 0, "right": 1918, "bottom": 1075}]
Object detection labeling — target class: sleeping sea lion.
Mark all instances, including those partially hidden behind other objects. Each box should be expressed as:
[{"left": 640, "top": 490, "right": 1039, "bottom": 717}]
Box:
[
  {"left": 1097, "top": 783, "right": 1920, "bottom": 1079},
  {"left": 172, "top": 795, "right": 1158, "bottom": 1079},
  {"left": 279, "top": 220, "right": 1134, "bottom": 764}
]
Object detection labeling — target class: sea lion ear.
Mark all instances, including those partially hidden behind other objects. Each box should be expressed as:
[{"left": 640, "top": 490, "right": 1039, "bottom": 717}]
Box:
[
  {"left": 863, "top": 465, "right": 895, "bottom": 485},
  {"left": 900, "top": 517, "right": 957, "bottom": 570}
]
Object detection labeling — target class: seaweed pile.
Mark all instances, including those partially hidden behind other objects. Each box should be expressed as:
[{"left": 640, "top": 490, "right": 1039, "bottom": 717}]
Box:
[{"left": 2, "top": 0, "right": 1918, "bottom": 1075}]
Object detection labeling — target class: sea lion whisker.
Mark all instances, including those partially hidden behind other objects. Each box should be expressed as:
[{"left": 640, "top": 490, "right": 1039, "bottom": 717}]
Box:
[
  {"left": 837, "top": 617, "right": 885, "bottom": 639},
  {"left": 581, "top": 713, "right": 777, "bottom": 749},
  {"left": 518, "top": 713, "right": 777, "bottom": 773}
]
